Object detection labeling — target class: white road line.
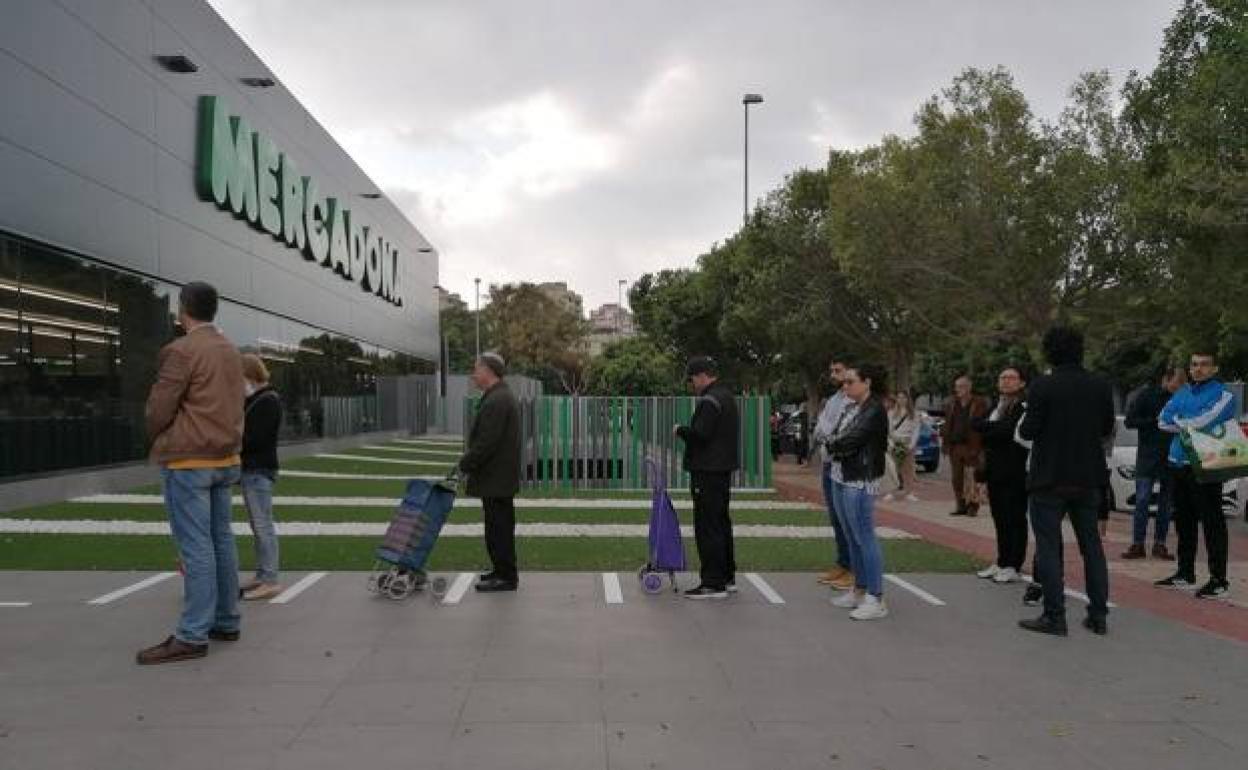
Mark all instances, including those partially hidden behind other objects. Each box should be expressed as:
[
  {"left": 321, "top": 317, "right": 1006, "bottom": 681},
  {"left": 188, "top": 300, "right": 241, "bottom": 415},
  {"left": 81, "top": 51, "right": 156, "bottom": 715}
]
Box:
[
  {"left": 362, "top": 445, "right": 462, "bottom": 458},
  {"left": 743, "top": 572, "right": 785, "bottom": 604},
  {"left": 269, "top": 572, "right": 328, "bottom": 604},
  {"left": 87, "top": 572, "right": 177, "bottom": 605},
  {"left": 314, "top": 453, "right": 455, "bottom": 466},
  {"left": 1020, "top": 574, "right": 1116, "bottom": 608},
  {"left": 0, "top": 602, "right": 32, "bottom": 607},
  {"left": 442, "top": 572, "right": 475, "bottom": 605},
  {"left": 281, "top": 470, "right": 439, "bottom": 481},
  {"left": 603, "top": 572, "right": 624, "bottom": 604},
  {"left": 68, "top": 494, "right": 817, "bottom": 512},
  {"left": 884, "top": 574, "right": 946, "bottom": 606}
]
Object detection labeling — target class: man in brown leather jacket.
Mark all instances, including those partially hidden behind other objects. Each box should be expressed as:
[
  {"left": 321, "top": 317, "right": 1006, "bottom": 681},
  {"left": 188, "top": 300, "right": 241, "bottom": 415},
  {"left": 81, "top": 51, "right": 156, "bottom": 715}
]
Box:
[
  {"left": 136, "top": 282, "right": 245, "bottom": 666},
  {"left": 941, "top": 375, "right": 990, "bottom": 517}
]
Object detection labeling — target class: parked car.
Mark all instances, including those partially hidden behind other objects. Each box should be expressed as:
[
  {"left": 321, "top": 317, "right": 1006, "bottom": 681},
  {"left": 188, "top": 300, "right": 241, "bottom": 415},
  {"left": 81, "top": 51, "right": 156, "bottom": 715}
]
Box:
[
  {"left": 914, "top": 419, "right": 940, "bottom": 473},
  {"left": 1108, "top": 416, "right": 1238, "bottom": 515}
]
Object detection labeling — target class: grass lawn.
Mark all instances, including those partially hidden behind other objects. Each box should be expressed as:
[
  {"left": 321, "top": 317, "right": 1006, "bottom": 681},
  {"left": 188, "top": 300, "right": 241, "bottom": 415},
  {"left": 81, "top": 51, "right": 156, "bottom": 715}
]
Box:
[
  {"left": 283, "top": 457, "right": 455, "bottom": 475},
  {"left": 4, "top": 502, "right": 828, "bottom": 527},
  {"left": 0, "top": 534, "right": 980, "bottom": 573}
]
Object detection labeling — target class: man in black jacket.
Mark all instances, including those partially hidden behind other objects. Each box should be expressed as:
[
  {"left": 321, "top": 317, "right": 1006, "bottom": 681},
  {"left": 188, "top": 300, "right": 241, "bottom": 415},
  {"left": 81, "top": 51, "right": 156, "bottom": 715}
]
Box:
[
  {"left": 1121, "top": 365, "right": 1185, "bottom": 560},
  {"left": 675, "top": 356, "right": 739, "bottom": 599},
  {"left": 459, "top": 353, "right": 522, "bottom": 592},
  {"left": 1017, "top": 326, "right": 1115, "bottom": 636}
]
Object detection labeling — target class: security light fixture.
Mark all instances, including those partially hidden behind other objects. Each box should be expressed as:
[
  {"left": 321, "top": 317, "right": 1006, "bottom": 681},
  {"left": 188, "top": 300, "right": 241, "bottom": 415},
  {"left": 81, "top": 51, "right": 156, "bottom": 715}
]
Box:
[
  {"left": 418, "top": 247, "right": 434, "bottom": 253},
  {"left": 742, "top": 93, "right": 764, "bottom": 105},
  {"left": 360, "top": 192, "right": 382, "bottom": 199},
  {"left": 240, "top": 76, "right": 276, "bottom": 88},
  {"left": 155, "top": 55, "right": 198, "bottom": 73}
]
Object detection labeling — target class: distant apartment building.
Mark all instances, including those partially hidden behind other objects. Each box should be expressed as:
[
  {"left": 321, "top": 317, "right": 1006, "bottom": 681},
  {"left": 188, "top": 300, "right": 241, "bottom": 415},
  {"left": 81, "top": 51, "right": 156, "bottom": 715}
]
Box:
[
  {"left": 586, "top": 302, "right": 636, "bottom": 356},
  {"left": 537, "top": 282, "right": 585, "bottom": 318}
]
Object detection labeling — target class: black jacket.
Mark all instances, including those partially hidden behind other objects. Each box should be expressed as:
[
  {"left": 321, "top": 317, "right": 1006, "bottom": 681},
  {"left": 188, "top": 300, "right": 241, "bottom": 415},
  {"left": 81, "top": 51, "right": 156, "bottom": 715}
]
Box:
[
  {"left": 826, "top": 397, "right": 888, "bottom": 483},
  {"left": 242, "top": 386, "right": 282, "bottom": 474},
  {"left": 460, "top": 381, "right": 522, "bottom": 498},
  {"left": 677, "top": 380, "right": 740, "bottom": 474},
  {"left": 1124, "top": 383, "right": 1170, "bottom": 479},
  {"left": 1017, "top": 365, "right": 1115, "bottom": 493},
  {"left": 973, "top": 399, "right": 1029, "bottom": 486}
]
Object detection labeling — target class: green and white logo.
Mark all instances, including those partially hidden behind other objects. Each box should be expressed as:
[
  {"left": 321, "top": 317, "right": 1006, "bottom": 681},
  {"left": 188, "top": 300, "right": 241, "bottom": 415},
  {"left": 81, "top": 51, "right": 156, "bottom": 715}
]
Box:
[{"left": 195, "top": 95, "right": 402, "bottom": 307}]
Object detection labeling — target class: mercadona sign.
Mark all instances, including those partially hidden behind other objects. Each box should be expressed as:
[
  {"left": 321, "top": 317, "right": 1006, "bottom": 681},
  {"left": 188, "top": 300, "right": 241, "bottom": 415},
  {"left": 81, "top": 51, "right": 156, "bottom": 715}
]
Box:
[{"left": 195, "top": 95, "right": 403, "bottom": 307}]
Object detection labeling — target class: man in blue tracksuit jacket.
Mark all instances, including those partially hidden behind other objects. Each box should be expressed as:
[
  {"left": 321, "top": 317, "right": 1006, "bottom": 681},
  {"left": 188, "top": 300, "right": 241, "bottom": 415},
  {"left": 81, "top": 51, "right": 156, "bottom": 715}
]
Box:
[{"left": 1154, "top": 350, "right": 1236, "bottom": 599}]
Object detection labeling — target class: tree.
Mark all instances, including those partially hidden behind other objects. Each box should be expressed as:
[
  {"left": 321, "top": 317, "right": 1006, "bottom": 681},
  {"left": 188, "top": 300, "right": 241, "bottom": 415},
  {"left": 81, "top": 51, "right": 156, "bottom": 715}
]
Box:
[
  {"left": 483, "top": 283, "right": 589, "bottom": 393},
  {"left": 437, "top": 292, "right": 480, "bottom": 374},
  {"left": 585, "top": 337, "right": 680, "bottom": 396}
]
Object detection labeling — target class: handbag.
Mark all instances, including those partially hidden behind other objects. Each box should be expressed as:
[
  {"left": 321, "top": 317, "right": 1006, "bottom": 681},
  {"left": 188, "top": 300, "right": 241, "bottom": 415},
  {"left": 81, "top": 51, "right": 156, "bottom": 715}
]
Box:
[{"left": 1179, "top": 419, "right": 1248, "bottom": 483}]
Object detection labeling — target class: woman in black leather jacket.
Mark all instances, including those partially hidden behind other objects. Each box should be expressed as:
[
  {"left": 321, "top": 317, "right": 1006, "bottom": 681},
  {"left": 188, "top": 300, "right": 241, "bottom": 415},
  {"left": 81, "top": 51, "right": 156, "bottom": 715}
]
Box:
[
  {"left": 972, "top": 366, "right": 1030, "bottom": 585},
  {"left": 824, "top": 363, "right": 891, "bottom": 621}
]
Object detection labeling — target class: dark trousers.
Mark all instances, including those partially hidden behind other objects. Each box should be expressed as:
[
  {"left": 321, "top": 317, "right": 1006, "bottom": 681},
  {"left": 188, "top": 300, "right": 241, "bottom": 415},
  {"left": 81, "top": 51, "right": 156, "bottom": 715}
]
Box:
[
  {"left": 1029, "top": 489, "right": 1110, "bottom": 620},
  {"left": 1171, "top": 466, "right": 1227, "bottom": 582},
  {"left": 691, "top": 471, "right": 735, "bottom": 588},
  {"left": 986, "top": 478, "right": 1028, "bottom": 570},
  {"left": 482, "top": 496, "right": 518, "bottom": 583}
]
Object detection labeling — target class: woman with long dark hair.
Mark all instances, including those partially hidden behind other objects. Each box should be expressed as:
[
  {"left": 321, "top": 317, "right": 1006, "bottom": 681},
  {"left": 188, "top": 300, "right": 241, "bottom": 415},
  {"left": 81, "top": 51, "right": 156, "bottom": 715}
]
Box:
[{"left": 824, "top": 363, "right": 891, "bottom": 620}]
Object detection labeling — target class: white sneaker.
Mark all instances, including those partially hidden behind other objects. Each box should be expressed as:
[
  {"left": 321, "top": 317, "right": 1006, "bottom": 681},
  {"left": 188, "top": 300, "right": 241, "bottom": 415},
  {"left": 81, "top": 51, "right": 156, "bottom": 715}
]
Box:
[
  {"left": 850, "top": 594, "right": 889, "bottom": 620},
  {"left": 905, "top": 494, "right": 920, "bottom": 503},
  {"left": 830, "top": 590, "right": 860, "bottom": 609},
  {"left": 992, "top": 567, "right": 1020, "bottom": 584},
  {"left": 976, "top": 564, "right": 1001, "bottom": 580},
  {"left": 882, "top": 493, "right": 896, "bottom": 502}
]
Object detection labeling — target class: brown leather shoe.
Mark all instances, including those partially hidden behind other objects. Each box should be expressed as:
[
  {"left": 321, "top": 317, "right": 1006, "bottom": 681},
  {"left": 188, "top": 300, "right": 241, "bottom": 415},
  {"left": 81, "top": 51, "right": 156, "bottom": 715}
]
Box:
[
  {"left": 136, "top": 635, "right": 207, "bottom": 666},
  {"left": 1121, "top": 544, "right": 1147, "bottom": 560},
  {"left": 1152, "top": 543, "right": 1175, "bottom": 561},
  {"left": 817, "top": 567, "right": 847, "bottom": 585}
]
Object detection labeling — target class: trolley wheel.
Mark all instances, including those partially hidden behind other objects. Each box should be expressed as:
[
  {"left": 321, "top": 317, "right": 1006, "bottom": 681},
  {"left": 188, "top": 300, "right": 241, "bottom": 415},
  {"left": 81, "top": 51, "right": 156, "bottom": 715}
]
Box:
[
  {"left": 384, "top": 569, "right": 417, "bottom": 600},
  {"left": 429, "top": 576, "right": 449, "bottom": 599},
  {"left": 641, "top": 571, "right": 665, "bottom": 595}
]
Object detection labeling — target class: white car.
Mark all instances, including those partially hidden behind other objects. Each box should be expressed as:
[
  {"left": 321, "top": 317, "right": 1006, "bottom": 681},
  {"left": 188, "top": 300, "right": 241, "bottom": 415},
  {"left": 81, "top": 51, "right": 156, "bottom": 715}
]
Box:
[{"left": 1109, "top": 416, "right": 1239, "bottom": 516}]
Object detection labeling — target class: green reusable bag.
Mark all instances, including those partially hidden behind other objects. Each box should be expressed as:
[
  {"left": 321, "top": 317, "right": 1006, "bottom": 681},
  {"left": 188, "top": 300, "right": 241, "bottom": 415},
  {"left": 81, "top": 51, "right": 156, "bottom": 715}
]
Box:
[{"left": 1179, "top": 419, "right": 1248, "bottom": 483}]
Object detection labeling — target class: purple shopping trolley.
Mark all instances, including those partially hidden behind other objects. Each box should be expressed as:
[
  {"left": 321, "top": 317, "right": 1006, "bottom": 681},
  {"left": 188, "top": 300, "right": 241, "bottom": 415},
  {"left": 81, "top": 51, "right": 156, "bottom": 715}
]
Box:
[{"left": 638, "top": 459, "right": 687, "bottom": 594}]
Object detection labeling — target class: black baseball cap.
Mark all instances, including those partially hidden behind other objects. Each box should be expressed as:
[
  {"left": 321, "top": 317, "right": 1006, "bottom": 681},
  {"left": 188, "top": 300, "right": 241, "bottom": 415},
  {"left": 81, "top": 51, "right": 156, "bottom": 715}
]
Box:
[{"left": 685, "top": 355, "right": 718, "bottom": 378}]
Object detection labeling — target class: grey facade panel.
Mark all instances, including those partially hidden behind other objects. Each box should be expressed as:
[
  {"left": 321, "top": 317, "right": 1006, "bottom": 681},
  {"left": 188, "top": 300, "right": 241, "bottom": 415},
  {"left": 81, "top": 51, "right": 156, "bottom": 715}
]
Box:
[{"left": 0, "top": 0, "right": 438, "bottom": 358}]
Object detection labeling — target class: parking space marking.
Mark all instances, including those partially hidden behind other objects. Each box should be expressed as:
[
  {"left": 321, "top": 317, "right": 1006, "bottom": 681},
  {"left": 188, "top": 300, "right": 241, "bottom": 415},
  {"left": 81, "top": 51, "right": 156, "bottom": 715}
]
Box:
[
  {"left": 0, "top": 602, "right": 32, "bottom": 607},
  {"left": 442, "top": 572, "right": 475, "bottom": 605},
  {"left": 87, "top": 572, "right": 177, "bottom": 605},
  {"left": 744, "top": 573, "right": 785, "bottom": 604},
  {"left": 269, "top": 572, "right": 328, "bottom": 604},
  {"left": 884, "top": 574, "right": 947, "bottom": 606},
  {"left": 603, "top": 572, "right": 624, "bottom": 604},
  {"left": 1020, "top": 574, "right": 1116, "bottom": 608}
]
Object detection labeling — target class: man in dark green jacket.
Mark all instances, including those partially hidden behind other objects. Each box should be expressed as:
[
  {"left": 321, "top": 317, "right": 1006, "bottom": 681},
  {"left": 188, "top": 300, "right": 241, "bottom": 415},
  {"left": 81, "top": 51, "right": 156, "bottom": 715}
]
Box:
[{"left": 459, "top": 352, "right": 522, "bottom": 592}]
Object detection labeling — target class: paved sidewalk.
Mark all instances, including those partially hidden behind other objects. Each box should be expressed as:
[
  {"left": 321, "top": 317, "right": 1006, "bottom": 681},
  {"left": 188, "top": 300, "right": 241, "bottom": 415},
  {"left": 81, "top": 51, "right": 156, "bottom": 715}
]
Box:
[
  {"left": 1, "top": 570, "right": 1246, "bottom": 769},
  {"left": 774, "top": 458, "right": 1248, "bottom": 643}
]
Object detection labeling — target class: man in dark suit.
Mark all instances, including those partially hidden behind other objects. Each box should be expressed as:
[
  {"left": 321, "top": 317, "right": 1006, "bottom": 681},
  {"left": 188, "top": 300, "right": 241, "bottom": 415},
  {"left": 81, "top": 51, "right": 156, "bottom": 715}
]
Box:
[
  {"left": 1017, "top": 326, "right": 1115, "bottom": 636},
  {"left": 675, "top": 356, "right": 740, "bottom": 599},
  {"left": 459, "top": 352, "right": 522, "bottom": 592}
]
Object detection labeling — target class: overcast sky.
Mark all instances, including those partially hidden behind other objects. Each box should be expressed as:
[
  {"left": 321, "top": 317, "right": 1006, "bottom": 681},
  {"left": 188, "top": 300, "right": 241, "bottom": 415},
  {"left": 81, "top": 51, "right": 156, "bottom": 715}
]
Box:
[{"left": 207, "top": 0, "right": 1181, "bottom": 313}]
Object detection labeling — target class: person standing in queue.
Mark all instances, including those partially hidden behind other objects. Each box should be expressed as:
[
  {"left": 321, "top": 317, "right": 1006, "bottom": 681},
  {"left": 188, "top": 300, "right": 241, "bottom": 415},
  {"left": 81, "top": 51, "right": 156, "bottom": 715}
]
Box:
[
  {"left": 675, "top": 356, "right": 740, "bottom": 599},
  {"left": 459, "top": 352, "right": 523, "bottom": 592}
]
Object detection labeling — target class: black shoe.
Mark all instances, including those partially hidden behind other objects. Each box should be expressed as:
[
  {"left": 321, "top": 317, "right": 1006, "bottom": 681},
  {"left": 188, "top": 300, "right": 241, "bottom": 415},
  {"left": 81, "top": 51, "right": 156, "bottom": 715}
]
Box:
[
  {"left": 726, "top": 581, "right": 738, "bottom": 594},
  {"left": 1082, "top": 616, "right": 1108, "bottom": 636},
  {"left": 683, "top": 585, "right": 728, "bottom": 600},
  {"left": 478, "top": 571, "right": 499, "bottom": 581},
  {"left": 208, "top": 628, "right": 240, "bottom": 642},
  {"left": 1154, "top": 573, "right": 1197, "bottom": 590},
  {"left": 1195, "top": 579, "right": 1230, "bottom": 601},
  {"left": 474, "top": 577, "right": 518, "bottom": 593},
  {"left": 1023, "top": 584, "right": 1043, "bottom": 606},
  {"left": 1018, "top": 614, "right": 1068, "bottom": 636}
]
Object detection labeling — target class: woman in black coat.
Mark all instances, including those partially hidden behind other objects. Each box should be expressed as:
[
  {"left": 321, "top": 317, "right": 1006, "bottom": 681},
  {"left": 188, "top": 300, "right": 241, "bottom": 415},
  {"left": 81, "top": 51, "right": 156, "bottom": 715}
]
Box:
[{"left": 973, "top": 366, "right": 1030, "bottom": 584}]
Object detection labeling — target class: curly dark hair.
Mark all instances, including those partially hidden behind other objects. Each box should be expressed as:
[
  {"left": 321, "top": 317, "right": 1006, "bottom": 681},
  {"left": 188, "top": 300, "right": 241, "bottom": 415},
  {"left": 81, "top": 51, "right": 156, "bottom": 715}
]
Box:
[{"left": 1041, "top": 325, "right": 1084, "bottom": 367}]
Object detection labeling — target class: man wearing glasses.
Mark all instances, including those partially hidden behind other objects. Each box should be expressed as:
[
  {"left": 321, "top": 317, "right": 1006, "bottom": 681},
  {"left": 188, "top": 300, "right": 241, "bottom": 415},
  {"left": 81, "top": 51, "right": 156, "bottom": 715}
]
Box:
[{"left": 1154, "top": 351, "right": 1236, "bottom": 600}]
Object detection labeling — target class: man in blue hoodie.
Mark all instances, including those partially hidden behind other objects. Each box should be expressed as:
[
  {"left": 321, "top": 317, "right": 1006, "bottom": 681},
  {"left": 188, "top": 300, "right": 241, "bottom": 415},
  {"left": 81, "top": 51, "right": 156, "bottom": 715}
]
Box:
[{"left": 1154, "top": 350, "right": 1236, "bottom": 600}]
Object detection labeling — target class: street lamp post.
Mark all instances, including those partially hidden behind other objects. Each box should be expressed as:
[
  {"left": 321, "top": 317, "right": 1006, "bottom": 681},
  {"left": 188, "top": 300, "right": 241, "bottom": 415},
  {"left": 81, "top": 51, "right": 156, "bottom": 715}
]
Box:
[
  {"left": 742, "top": 93, "right": 764, "bottom": 225},
  {"left": 474, "top": 277, "right": 481, "bottom": 359}
]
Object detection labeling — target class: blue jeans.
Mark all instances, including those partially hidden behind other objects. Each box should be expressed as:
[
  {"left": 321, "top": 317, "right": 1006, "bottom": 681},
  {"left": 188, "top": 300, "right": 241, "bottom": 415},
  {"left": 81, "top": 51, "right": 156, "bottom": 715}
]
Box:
[
  {"left": 821, "top": 465, "right": 852, "bottom": 570},
  {"left": 1131, "top": 474, "right": 1172, "bottom": 547},
  {"left": 831, "top": 481, "right": 885, "bottom": 597},
  {"left": 162, "top": 465, "right": 242, "bottom": 644},
  {"left": 241, "top": 471, "right": 280, "bottom": 584}
]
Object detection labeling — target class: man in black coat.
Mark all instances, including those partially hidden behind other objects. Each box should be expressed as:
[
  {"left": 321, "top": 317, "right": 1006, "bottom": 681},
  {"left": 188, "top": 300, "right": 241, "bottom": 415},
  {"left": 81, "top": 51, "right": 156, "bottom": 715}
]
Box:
[
  {"left": 675, "top": 356, "right": 740, "bottom": 599},
  {"left": 459, "top": 352, "right": 522, "bottom": 592},
  {"left": 1121, "top": 365, "right": 1185, "bottom": 560},
  {"left": 1017, "top": 326, "right": 1115, "bottom": 636}
]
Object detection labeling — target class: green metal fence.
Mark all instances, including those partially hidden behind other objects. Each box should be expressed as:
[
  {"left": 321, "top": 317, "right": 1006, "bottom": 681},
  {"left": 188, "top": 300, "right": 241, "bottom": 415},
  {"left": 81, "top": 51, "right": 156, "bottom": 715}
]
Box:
[{"left": 464, "top": 395, "right": 772, "bottom": 491}]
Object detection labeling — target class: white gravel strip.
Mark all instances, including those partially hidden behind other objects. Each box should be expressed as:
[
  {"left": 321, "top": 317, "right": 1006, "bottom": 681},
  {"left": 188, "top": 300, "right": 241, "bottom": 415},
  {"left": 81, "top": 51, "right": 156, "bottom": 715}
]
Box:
[
  {"left": 71, "top": 494, "right": 817, "bottom": 511},
  {"left": 282, "top": 470, "right": 442, "bottom": 481},
  {"left": 361, "top": 445, "right": 462, "bottom": 458},
  {"left": 313, "top": 453, "right": 454, "bottom": 466},
  {"left": 0, "top": 518, "right": 915, "bottom": 539}
]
